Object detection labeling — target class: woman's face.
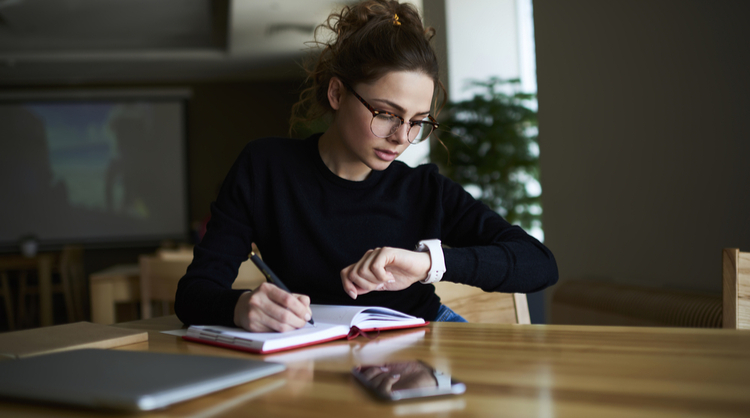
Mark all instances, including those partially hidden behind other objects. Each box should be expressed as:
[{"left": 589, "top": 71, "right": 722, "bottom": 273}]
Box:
[{"left": 329, "top": 70, "right": 435, "bottom": 177}]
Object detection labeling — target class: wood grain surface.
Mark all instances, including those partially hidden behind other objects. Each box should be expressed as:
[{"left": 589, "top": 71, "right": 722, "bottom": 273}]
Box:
[{"left": 1, "top": 315, "right": 749, "bottom": 417}]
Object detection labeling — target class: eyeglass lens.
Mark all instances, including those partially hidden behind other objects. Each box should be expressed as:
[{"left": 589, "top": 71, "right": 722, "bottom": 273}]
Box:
[{"left": 370, "top": 114, "right": 434, "bottom": 143}]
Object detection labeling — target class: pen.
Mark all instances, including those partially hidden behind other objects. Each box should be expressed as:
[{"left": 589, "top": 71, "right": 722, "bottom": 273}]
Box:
[{"left": 249, "top": 252, "right": 315, "bottom": 326}]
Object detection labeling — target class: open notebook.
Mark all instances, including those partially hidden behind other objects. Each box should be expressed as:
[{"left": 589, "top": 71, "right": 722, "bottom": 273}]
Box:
[{"left": 184, "top": 304, "right": 427, "bottom": 354}]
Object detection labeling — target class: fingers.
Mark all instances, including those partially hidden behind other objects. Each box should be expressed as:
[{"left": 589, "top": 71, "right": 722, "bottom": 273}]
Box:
[
  {"left": 234, "top": 283, "right": 312, "bottom": 332},
  {"left": 367, "top": 369, "right": 401, "bottom": 393},
  {"left": 340, "top": 248, "right": 401, "bottom": 299},
  {"left": 378, "top": 373, "right": 401, "bottom": 393},
  {"left": 341, "top": 267, "right": 360, "bottom": 300},
  {"left": 260, "top": 284, "right": 311, "bottom": 329},
  {"left": 341, "top": 260, "right": 379, "bottom": 299},
  {"left": 293, "top": 293, "right": 313, "bottom": 322}
]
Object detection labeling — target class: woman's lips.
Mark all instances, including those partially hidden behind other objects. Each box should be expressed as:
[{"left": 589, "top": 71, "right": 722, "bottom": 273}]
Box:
[{"left": 375, "top": 148, "right": 398, "bottom": 161}]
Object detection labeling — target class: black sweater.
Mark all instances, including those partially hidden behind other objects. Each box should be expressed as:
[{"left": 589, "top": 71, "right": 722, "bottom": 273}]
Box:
[{"left": 175, "top": 134, "right": 557, "bottom": 325}]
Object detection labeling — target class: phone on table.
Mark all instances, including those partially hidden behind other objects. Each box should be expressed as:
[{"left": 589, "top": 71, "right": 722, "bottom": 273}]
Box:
[{"left": 352, "top": 360, "right": 465, "bottom": 401}]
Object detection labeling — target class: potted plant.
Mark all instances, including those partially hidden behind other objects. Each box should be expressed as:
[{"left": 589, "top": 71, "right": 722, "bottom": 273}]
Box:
[{"left": 430, "top": 78, "right": 541, "bottom": 232}]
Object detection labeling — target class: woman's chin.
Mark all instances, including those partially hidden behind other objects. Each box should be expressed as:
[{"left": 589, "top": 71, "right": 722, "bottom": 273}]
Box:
[{"left": 367, "top": 159, "right": 395, "bottom": 172}]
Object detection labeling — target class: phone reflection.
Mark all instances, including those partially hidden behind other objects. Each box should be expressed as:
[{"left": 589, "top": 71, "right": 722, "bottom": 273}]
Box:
[{"left": 353, "top": 361, "right": 464, "bottom": 401}]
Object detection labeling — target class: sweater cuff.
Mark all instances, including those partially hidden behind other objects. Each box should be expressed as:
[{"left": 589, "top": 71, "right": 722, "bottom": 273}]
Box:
[
  {"left": 441, "top": 247, "right": 478, "bottom": 286},
  {"left": 219, "top": 288, "right": 249, "bottom": 327}
]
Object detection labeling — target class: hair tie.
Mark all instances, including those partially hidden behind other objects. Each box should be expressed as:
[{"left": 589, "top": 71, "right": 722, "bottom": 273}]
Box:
[{"left": 393, "top": 13, "right": 401, "bottom": 26}]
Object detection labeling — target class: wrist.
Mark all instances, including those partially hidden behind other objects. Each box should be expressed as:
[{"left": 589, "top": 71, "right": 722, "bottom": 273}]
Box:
[
  {"left": 416, "top": 252, "right": 432, "bottom": 283},
  {"left": 233, "top": 291, "right": 253, "bottom": 327}
]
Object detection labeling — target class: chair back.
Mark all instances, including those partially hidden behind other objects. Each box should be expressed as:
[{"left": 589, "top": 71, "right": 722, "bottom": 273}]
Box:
[
  {"left": 433, "top": 282, "right": 530, "bottom": 324},
  {"left": 723, "top": 248, "right": 750, "bottom": 329},
  {"left": 139, "top": 251, "right": 266, "bottom": 319},
  {"left": 58, "top": 245, "right": 86, "bottom": 322},
  {"left": 0, "top": 271, "right": 14, "bottom": 330}
]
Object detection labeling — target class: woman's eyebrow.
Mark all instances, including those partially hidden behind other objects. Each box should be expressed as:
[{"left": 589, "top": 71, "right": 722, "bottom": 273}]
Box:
[{"left": 371, "top": 98, "right": 430, "bottom": 116}]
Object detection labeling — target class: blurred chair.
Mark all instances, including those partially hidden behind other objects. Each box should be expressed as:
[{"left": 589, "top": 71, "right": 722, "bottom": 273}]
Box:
[
  {"left": 723, "top": 248, "right": 750, "bottom": 330},
  {"left": 433, "top": 282, "right": 530, "bottom": 324},
  {"left": 89, "top": 264, "right": 141, "bottom": 325},
  {"left": 139, "top": 254, "right": 191, "bottom": 319},
  {"left": 57, "top": 245, "right": 86, "bottom": 322},
  {"left": 0, "top": 271, "right": 14, "bottom": 330},
  {"left": 18, "top": 245, "right": 85, "bottom": 327},
  {"left": 139, "top": 249, "right": 266, "bottom": 319}
]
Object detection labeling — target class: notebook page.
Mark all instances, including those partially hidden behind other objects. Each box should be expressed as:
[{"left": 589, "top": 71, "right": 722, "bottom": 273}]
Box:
[
  {"left": 310, "top": 305, "right": 425, "bottom": 328},
  {"left": 310, "top": 305, "right": 372, "bottom": 326},
  {"left": 352, "top": 307, "right": 425, "bottom": 329}
]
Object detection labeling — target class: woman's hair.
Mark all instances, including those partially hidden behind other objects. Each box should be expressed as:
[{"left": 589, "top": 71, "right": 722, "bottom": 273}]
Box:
[{"left": 290, "top": 0, "right": 446, "bottom": 131}]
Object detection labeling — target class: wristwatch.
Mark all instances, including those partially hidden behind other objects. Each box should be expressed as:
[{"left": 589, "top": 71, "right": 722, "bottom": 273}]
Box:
[
  {"left": 433, "top": 369, "right": 452, "bottom": 390},
  {"left": 415, "top": 239, "right": 446, "bottom": 284}
]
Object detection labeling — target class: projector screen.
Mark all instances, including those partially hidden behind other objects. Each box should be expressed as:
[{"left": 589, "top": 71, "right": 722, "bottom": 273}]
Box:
[{"left": 0, "top": 94, "right": 189, "bottom": 250}]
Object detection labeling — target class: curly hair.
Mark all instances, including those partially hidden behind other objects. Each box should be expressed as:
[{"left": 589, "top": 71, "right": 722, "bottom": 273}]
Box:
[{"left": 290, "top": 0, "right": 446, "bottom": 131}]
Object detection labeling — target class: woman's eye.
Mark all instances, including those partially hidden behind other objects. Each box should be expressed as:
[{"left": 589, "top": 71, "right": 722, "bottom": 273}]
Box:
[{"left": 377, "top": 114, "right": 398, "bottom": 121}]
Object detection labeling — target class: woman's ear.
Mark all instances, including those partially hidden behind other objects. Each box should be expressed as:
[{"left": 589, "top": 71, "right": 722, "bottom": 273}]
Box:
[{"left": 327, "top": 77, "right": 345, "bottom": 111}]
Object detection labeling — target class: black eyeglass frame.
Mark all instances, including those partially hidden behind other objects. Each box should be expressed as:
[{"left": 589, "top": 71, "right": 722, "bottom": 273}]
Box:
[{"left": 344, "top": 83, "right": 439, "bottom": 144}]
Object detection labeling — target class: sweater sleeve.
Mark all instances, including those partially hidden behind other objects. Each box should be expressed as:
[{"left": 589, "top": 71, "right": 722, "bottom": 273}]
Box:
[
  {"left": 437, "top": 172, "right": 558, "bottom": 293},
  {"left": 174, "top": 145, "right": 257, "bottom": 326}
]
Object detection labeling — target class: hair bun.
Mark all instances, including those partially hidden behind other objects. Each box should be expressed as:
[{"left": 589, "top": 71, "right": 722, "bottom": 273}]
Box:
[{"left": 290, "top": 0, "right": 445, "bottom": 132}]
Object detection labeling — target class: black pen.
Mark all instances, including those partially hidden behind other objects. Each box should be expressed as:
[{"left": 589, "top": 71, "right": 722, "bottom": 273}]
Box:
[{"left": 249, "top": 252, "right": 315, "bottom": 326}]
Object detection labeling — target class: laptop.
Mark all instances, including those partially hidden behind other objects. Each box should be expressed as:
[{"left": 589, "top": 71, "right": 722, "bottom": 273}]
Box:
[{"left": 0, "top": 348, "right": 286, "bottom": 411}]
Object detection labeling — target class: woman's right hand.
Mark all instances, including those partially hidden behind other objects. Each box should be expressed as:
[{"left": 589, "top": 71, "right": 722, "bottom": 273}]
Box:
[{"left": 233, "top": 282, "right": 312, "bottom": 332}]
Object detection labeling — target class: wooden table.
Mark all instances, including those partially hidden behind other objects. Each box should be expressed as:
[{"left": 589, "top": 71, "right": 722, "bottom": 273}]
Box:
[
  {"left": 2, "top": 317, "right": 750, "bottom": 417},
  {"left": 0, "top": 253, "right": 55, "bottom": 326}
]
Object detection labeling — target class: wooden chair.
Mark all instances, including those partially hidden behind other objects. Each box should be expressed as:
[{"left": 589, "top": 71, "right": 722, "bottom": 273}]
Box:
[
  {"left": 17, "top": 245, "right": 85, "bottom": 327},
  {"left": 723, "top": 248, "right": 750, "bottom": 329},
  {"left": 57, "top": 245, "right": 86, "bottom": 322},
  {"left": 433, "top": 282, "right": 530, "bottom": 324},
  {"left": 139, "top": 254, "right": 190, "bottom": 319},
  {"left": 139, "top": 251, "right": 266, "bottom": 319},
  {"left": 0, "top": 271, "right": 14, "bottom": 330},
  {"left": 89, "top": 264, "right": 141, "bottom": 325}
]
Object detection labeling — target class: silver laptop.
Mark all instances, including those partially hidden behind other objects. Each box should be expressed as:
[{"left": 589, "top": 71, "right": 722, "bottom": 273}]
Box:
[{"left": 0, "top": 348, "right": 285, "bottom": 411}]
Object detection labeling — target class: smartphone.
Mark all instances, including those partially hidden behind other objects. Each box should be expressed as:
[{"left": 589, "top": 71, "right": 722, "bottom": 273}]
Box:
[{"left": 352, "top": 360, "right": 466, "bottom": 401}]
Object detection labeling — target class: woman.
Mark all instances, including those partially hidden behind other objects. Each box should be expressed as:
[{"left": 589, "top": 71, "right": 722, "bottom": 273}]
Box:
[{"left": 175, "top": 0, "right": 558, "bottom": 332}]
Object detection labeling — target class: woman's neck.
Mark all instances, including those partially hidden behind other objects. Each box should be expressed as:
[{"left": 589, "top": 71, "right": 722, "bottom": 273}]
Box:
[{"left": 318, "top": 128, "right": 372, "bottom": 181}]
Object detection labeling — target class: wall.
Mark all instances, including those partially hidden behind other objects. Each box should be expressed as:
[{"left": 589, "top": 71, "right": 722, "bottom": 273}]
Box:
[
  {"left": 445, "top": 0, "right": 520, "bottom": 101},
  {"left": 186, "top": 80, "right": 303, "bottom": 223},
  {"left": 533, "top": 0, "right": 750, "bottom": 317},
  {"left": 0, "top": 79, "right": 302, "bottom": 323}
]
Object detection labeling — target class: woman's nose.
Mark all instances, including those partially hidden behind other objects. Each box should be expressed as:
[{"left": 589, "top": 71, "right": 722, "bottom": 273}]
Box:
[{"left": 389, "top": 122, "right": 410, "bottom": 144}]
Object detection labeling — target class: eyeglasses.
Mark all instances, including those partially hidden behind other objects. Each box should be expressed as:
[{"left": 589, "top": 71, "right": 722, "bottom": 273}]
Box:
[{"left": 345, "top": 84, "right": 439, "bottom": 144}]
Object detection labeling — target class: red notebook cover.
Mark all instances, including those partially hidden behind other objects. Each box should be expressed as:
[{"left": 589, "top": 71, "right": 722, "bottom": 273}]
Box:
[{"left": 182, "top": 322, "right": 429, "bottom": 354}]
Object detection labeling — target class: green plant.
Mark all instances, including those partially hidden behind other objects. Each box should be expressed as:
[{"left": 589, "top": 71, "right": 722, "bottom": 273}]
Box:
[{"left": 430, "top": 78, "right": 541, "bottom": 231}]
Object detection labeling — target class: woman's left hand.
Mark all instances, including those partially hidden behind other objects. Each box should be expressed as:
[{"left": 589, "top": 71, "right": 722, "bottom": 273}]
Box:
[{"left": 340, "top": 247, "right": 431, "bottom": 299}]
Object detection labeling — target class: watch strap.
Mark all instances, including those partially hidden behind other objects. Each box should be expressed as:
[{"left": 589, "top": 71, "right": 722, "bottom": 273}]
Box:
[{"left": 415, "top": 239, "right": 445, "bottom": 284}]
